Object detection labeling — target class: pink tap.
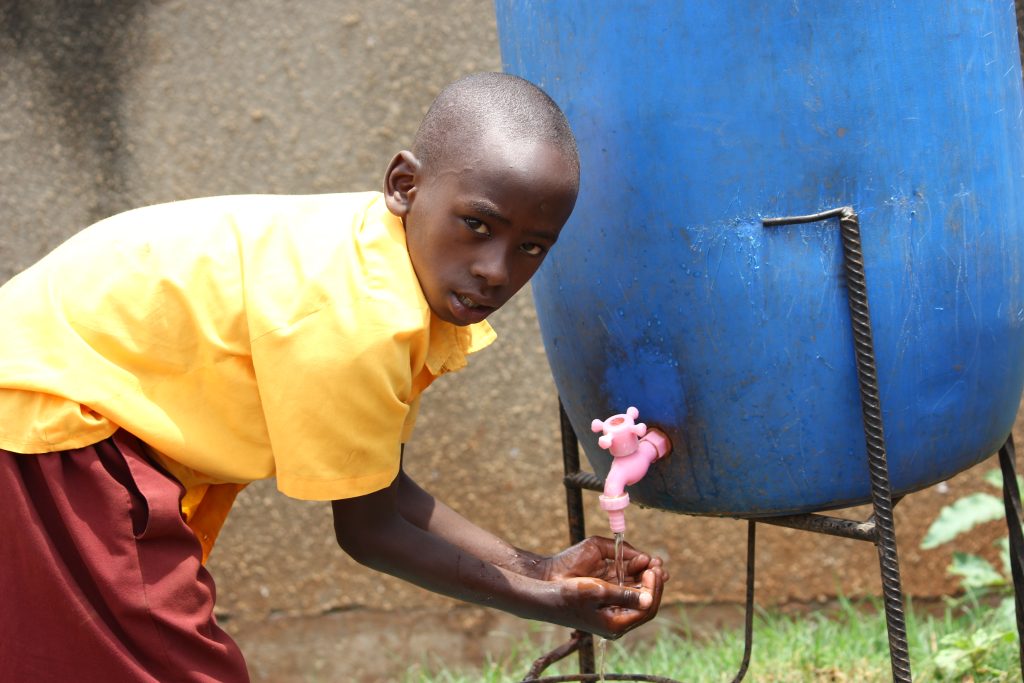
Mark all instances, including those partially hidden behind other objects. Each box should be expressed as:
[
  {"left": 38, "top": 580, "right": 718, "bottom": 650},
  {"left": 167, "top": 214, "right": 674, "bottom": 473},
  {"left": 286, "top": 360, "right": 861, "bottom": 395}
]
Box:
[{"left": 591, "top": 406, "right": 672, "bottom": 533}]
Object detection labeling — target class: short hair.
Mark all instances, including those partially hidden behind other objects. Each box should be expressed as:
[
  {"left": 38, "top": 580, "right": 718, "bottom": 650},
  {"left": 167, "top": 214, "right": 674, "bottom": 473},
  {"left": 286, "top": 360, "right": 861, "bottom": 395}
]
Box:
[{"left": 412, "top": 72, "right": 580, "bottom": 182}]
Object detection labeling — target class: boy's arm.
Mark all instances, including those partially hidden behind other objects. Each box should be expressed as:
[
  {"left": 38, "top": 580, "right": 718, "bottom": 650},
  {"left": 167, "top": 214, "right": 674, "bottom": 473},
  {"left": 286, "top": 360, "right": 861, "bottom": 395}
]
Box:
[
  {"left": 390, "top": 468, "right": 666, "bottom": 586},
  {"left": 389, "top": 467, "right": 544, "bottom": 574},
  {"left": 331, "top": 470, "right": 664, "bottom": 639}
]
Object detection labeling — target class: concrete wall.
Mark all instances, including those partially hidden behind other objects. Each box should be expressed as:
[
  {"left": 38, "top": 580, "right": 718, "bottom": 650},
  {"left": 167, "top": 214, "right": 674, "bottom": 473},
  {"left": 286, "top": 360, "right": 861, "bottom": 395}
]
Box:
[{"left": 2, "top": 2, "right": 1017, "bottom": 679}]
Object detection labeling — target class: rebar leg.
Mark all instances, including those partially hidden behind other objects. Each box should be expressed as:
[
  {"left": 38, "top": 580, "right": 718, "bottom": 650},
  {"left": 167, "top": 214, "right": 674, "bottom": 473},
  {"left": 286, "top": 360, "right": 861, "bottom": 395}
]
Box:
[
  {"left": 835, "top": 210, "right": 912, "bottom": 683},
  {"left": 559, "top": 399, "right": 595, "bottom": 675},
  {"left": 998, "top": 435, "right": 1024, "bottom": 679},
  {"left": 765, "top": 207, "right": 912, "bottom": 682},
  {"left": 867, "top": 482, "right": 912, "bottom": 683},
  {"left": 729, "top": 520, "right": 756, "bottom": 683}
]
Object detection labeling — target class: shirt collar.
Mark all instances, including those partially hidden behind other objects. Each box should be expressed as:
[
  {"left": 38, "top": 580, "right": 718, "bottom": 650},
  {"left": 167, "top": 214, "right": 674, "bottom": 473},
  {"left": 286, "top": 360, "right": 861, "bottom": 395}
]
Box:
[{"left": 425, "top": 315, "right": 497, "bottom": 376}]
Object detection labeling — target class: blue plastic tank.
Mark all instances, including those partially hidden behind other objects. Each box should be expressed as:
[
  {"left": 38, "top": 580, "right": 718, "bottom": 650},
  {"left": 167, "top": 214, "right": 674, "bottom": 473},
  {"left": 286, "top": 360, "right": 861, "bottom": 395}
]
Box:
[{"left": 495, "top": 2, "right": 1024, "bottom": 515}]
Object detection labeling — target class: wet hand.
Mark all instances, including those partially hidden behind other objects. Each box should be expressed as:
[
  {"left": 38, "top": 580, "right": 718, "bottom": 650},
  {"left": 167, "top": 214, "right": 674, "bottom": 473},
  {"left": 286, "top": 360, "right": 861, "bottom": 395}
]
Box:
[
  {"left": 558, "top": 565, "right": 666, "bottom": 639},
  {"left": 540, "top": 536, "right": 669, "bottom": 585}
]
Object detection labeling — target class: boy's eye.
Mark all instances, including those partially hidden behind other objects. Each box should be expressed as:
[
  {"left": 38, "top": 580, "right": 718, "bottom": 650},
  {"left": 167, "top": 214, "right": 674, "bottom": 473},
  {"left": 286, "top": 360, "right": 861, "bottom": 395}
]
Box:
[
  {"left": 463, "top": 218, "right": 490, "bottom": 236},
  {"left": 521, "top": 242, "right": 546, "bottom": 257}
]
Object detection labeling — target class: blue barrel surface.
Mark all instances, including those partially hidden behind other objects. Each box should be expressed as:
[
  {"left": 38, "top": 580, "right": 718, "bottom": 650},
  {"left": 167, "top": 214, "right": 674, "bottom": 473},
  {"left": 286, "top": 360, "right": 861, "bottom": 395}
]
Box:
[{"left": 495, "top": 2, "right": 1024, "bottom": 515}]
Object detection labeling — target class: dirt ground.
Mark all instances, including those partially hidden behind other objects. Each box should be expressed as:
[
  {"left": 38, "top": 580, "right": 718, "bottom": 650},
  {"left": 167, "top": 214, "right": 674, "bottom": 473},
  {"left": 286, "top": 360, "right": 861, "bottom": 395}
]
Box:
[
  {"left": 225, "top": 596, "right": 960, "bottom": 682},
  {"left": 226, "top": 602, "right": 746, "bottom": 682}
]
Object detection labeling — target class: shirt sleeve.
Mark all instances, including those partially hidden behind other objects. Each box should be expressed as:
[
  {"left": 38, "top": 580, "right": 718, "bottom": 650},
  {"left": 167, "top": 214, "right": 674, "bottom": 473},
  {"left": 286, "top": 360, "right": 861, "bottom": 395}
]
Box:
[{"left": 251, "top": 303, "right": 416, "bottom": 501}]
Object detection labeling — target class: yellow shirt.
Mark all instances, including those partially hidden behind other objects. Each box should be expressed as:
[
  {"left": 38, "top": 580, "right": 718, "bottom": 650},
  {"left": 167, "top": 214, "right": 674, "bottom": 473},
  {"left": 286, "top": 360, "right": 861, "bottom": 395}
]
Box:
[{"left": 0, "top": 192, "right": 495, "bottom": 558}]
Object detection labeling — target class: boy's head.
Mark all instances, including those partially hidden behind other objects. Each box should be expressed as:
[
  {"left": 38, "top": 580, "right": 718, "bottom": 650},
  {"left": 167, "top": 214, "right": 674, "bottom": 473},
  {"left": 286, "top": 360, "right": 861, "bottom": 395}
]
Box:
[{"left": 384, "top": 72, "right": 579, "bottom": 326}]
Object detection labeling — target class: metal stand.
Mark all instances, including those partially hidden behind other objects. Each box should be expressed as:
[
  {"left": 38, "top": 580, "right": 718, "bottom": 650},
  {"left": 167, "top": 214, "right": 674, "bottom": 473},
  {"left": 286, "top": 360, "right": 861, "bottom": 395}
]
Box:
[
  {"left": 999, "top": 437, "right": 1024, "bottom": 681},
  {"left": 532, "top": 412, "right": 1024, "bottom": 683},
  {"left": 522, "top": 206, "right": 1024, "bottom": 682}
]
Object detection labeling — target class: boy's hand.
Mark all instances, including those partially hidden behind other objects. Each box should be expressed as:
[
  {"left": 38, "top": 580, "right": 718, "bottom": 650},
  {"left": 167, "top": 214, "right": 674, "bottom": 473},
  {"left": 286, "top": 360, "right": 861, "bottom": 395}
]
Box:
[
  {"left": 558, "top": 565, "right": 666, "bottom": 639},
  {"left": 532, "top": 536, "right": 668, "bottom": 639},
  {"left": 538, "top": 536, "right": 669, "bottom": 585}
]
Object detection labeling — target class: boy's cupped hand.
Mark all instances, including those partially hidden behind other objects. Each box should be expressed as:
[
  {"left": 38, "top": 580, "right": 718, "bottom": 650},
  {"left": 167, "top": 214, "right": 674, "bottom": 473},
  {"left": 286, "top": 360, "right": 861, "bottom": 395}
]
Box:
[
  {"left": 539, "top": 536, "right": 669, "bottom": 639},
  {"left": 538, "top": 536, "right": 669, "bottom": 585}
]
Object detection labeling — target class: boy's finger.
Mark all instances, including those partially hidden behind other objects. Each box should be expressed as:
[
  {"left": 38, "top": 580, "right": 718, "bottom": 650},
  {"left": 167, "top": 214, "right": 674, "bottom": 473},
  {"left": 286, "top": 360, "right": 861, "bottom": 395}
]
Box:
[
  {"left": 608, "top": 572, "right": 657, "bottom": 610},
  {"left": 624, "top": 553, "right": 665, "bottom": 581},
  {"left": 594, "top": 535, "right": 647, "bottom": 560},
  {"left": 643, "top": 567, "right": 664, "bottom": 608},
  {"left": 618, "top": 539, "right": 651, "bottom": 560},
  {"left": 645, "top": 561, "right": 670, "bottom": 583},
  {"left": 580, "top": 536, "right": 613, "bottom": 559},
  {"left": 612, "top": 587, "right": 650, "bottom": 610},
  {"left": 624, "top": 553, "right": 651, "bottom": 572}
]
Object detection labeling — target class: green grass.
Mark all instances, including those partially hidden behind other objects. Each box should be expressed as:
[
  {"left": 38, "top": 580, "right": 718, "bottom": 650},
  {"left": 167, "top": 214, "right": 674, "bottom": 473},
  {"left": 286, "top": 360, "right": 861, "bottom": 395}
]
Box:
[{"left": 402, "top": 597, "right": 1021, "bottom": 682}]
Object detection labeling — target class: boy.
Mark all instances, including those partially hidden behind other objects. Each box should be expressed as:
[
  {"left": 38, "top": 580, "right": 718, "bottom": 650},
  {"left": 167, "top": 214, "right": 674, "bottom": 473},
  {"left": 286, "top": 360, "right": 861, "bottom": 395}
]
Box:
[{"left": 0, "top": 72, "right": 667, "bottom": 681}]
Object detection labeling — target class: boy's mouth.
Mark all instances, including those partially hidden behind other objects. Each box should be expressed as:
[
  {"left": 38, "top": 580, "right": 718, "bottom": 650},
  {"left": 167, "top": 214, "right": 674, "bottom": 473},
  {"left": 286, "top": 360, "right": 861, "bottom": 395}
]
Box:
[
  {"left": 449, "top": 291, "right": 496, "bottom": 324},
  {"left": 457, "top": 293, "right": 484, "bottom": 309}
]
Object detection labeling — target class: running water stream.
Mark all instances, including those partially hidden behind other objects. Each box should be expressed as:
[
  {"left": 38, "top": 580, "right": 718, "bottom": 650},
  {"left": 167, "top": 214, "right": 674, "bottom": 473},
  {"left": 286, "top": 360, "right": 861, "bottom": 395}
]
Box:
[
  {"left": 597, "top": 531, "right": 627, "bottom": 683},
  {"left": 614, "top": 531, "right": 625, "bottom": 586}
]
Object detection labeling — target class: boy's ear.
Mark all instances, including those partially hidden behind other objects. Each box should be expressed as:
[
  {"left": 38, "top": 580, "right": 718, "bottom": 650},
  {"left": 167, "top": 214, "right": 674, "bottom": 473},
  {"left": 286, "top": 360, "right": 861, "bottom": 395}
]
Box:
[{"left": 383, "top": 150, "right": 421, "bottom": 218}]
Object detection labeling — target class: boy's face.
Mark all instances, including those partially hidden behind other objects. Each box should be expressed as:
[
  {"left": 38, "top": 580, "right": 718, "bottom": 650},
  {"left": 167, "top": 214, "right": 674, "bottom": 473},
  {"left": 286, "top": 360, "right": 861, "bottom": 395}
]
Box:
[{"left": 385, "top": 135, "right": 578, "bottom": 326}]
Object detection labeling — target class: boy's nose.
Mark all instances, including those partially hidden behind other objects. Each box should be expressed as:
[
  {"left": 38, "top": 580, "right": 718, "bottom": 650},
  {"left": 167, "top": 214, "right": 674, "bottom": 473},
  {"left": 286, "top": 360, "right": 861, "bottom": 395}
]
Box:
[{"left": 471, "top": 246, "right": 511, "bottom": 288}]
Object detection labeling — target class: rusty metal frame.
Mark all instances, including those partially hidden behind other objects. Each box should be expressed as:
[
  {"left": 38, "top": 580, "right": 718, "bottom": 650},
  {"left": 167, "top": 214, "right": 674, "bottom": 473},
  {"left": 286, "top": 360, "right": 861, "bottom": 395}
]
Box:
[
  {"left": 541, "top": 406, "right": 1024, "bottom": 683},
  {"left": 524, "top": 206, "right": 1024, "bottom": 682}
]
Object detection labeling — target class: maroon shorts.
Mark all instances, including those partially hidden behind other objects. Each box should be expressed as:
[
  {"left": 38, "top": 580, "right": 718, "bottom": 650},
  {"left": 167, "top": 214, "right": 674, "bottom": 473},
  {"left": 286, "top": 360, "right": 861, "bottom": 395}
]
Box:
[{"left": 0, "top": 431, "right": 249, "bottom": 682}]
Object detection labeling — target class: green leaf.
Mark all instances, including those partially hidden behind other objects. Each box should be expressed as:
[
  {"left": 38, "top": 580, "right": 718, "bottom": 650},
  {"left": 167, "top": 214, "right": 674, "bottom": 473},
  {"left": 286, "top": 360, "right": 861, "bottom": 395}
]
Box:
[
  {"left": 933, "top": 643, "right": 971, "bottom": 677},
  {"left": 949, "top": 552, "right": 1006, "bottom": 590},
  {"left": 921, "top": 492, "right": 1005, "bottom": 549},
  {"left": 933, "top": 626, "right": 1013, "bottom": 677}
]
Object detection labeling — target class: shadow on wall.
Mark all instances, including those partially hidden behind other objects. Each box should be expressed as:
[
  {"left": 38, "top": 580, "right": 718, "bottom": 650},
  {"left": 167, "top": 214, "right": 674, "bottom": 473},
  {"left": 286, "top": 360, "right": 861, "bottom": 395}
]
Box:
[{"left": 1, "top": 0, "right": 146, "bottom": 223}]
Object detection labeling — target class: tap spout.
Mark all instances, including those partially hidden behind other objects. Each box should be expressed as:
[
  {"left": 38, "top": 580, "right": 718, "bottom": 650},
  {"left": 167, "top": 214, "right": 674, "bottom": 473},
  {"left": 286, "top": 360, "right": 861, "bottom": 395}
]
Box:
[{"left": 591, "top": 407, "right": 672, "bottom": 533}]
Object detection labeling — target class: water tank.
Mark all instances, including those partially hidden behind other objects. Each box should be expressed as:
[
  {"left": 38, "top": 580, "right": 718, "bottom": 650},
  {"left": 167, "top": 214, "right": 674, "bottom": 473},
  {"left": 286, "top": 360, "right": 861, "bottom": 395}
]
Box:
[{"left": 495, "top": 2, "right": 1024, "bottom": 515}]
